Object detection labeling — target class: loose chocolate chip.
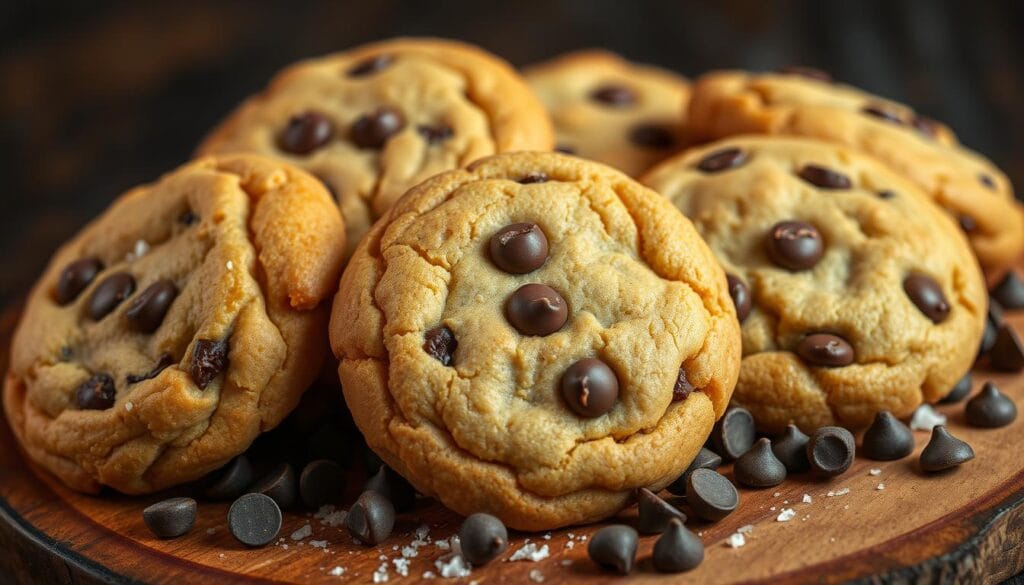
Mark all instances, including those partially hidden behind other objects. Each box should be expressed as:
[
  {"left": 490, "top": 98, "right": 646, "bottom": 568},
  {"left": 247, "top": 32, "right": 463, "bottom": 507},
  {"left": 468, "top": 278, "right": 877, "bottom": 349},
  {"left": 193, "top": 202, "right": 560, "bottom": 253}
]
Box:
[
  {"left": 673, "top": 368, "right": 694, "bottom": 402},
  {"left": 178, "top": 209, "right": 199, "bottom": 225},
  {"left": 423, "top": 325, "right": 457, "bottom": 366},
  {"left": 350, "top": 106, "right": 405, "bottom": 149},
  {"left": 204, "top": 456, "right": 255, "bottom": 500},
  {"left": 518, "top": 171, "right": 548, "bottom": 184},
  {"left": 56, "top": 258, "right": 103, "bottom": 305},
  {"left": 125, "top": 279, "right": 178, "bottom": 333},
  {"left": 685, "top": 468, "right": 739, "bottom": 522},
  {"left": 990, "top": 324, "right": 1024, "bottom": 372},
  {"left": 861, "top": 411, "right": 914, "bottom": 461},
  {"left": 767, "top": 221, "right": 823, "bottom": 271},
  {"left": 636, "top": 487, "right": 686, "bottom": 534},
  {"left": 87, "top": 272, "right": 136, "bottom": 320},
  {"left": 912, "top": 116, "right": 941, "bottom": 138},
  {"left": 126, "top": 353, "right": 175, "bottom": 384},
  {"left": 458, "top": 513, "right": 508, "bottom": 566},
  {"left": 991, "top": 271, "right": 1024, "bottom": 310},
  {"left": 878, "top": 189, "right": 896, "bottom": 199},
  {"left": 588, "top": 525, "right": 638, "bottom": 575},
  {"left": 979, "top": 173, "right": 997, "bottom": 191},
  {"left": 249, "top": 463, "right": 297, "bottom": 510},
  {"left": 143, "top": 497, "right": 197, "bottom": 539},
  {"left": 590, "top": 84, "right": 636, "bottom": 106},
  {"left": 555, "top": 144, "right": 577, "bottom": 155},
  {"left": 666, "top": 448, "right": 722, "bottom": 496},
  {"left": 629, "top": 124, "right": 675, "bottom": 149},
  {"left": 777, "top": 66, "right": 832, "bottom": 82},
  {"left": 190, "top": 339, "right": 229, "bottom": 389},
  {"left": 861, "top": 104, "right": 905, "bottom": 125},
  {"left": 797, "top": 164, "right": 852, "bottom": 190},
  {"left": 489, "top": 222, "right": 549, "bottom": 274},
  {"left": 919, "top": 425, "right": 975, "bottom": 472},
  {"left": 940, "top": 372, "right": 973, "bottom": 404},
  {"left": 652, "top": 519, "right": 703, "bottom": 573},
  {"left": 710, "top": 406, "right": 756, "bottom": 461},
  {"left": 364, "top": 465, "right": 417, "bottom": 513},
  {"left": 299, "top": 459, "right": 345, "bottom": 508},
  {"left": 806, "top": 426, "right": 855, "bottom": 476},
  {"left": 506, "top": 283, "right": 568, "bottom": 336},
  {"left": 734, "top": 438, "right": 787, "bottom": 488},
  {"left": 416, "top": 124, "right": 453, "bottom": 144},
  {"left": 228, "top": 493, "right": 282, "bottom": 547},
  {"left": 560, "top": 358, "right": 619, "bottom": 418},
  {"left": 75, "top": 373, "right": 116, "bottom": 410},
  {"left": 348, "top": 54, "right": 393, "bottom": 77},
  {"left": 958, "top": 214, "right": 978, "bottom": 233},
  {"left": 979, "top": 304, "right": 1002, "bottom": 359},
  {"left": 989, "top": 299, "right": 1005, "bottom": 326},
  {"left": 903, "top": 273, "right": 951, "bottom": 323},
  {"left": 346, "top": 490, "right": 396, "bottom": 545},
  {"left": 965, "top": 381, "right": 1018, "bottom": 428},
  {"left": 771, "top": 424, "right": 810, "bottom": 473},
  {"left": 697, "top": 148, "right": 748, "bottom": 173},
  {"left": 726, "top": 274, "right": 752, "bottom": 322},
  {"left": 796, "top": 333, "right": 854, "bottom": 367},
  {"left": 278, "top": 112, "right": 334, "bottom": 154}
]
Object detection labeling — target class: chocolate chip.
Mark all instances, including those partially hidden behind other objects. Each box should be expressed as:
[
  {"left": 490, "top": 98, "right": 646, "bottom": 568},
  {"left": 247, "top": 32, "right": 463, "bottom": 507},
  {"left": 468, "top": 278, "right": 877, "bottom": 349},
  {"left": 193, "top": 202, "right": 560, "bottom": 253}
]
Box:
[
  {"left": 673, "top": 368, "right": 694, "bottom": 402},
  {"left": 555, "top": 144, "right": 577, "bottom": 155},
  {"left": 126, "top": 353, "right": 175, "bottom": 384},
  {"left": 278, "top": 112, "right": 334, "bottom": 154},
  {"left": 979, "top": 173, "right": 997, "bottom": 191},
  {"left": 348, "top": 54, "right": 393, "bottom": 77},
  {"left": 806, "top": 426, "right": 855, "bottom": 476},
  {"left": 228, "top": 493, "right": 282, "bottom": 547},
  {"left": 767, "top": 220, "right": 823, "bottom": 271},
  {"left": 190, "top": 339, "right": 229, "bottom": 389},
  {"left": 861, "top": 411, "right": 914, "bottom": 461},
  {"left": 710, "top": 406, "right": 756, "bottom": 461},
  {"left": 423, "top": 325, "right": 457, "bottom": 366},
  {"left": 588, "top": 525, "right": 638, "bottom": 575},
  {"left": 990, "top": 324, "right": 1024, "bottom": 372},
  {"left": 124, "top": 279, "right": 178, "bottom": 333},
  {"left": 416, "top": 124, "right": 453, "bottom": 144},
  {"left": 364, "top": 465, "right": 416, "bottom": 513},
  {"left": 350, "top": 106, "right": 405, "bottom": 149},
  {"left": 878, "top": 189, "right": 896, "bottom": 199},
  {"left": 204, "top": 456, "right": 255, "bottom": 500},
  {"left": 726, "top": 274, "right": 752, "bottom": 322},
  {"left": 666, "top": 448, "right": 722, "bottom": 496},
  {"left": 590, "top": 84, "right": 636, "bottom": 106},
  {"left": 636, "top": 487, "right": 686, "bottom": 534},
  {"left": 560, "top": 358, "right": 619, "bottom": 418},
  {"left": 771, "top": 424, "right": 810, "bottom": 473},
  {"left": 734, "top": 438, "right": 787, "bottom": 488},
  {"left": 777, "top": 66, "right": 832, "bottom": 82},
  {"left": 346, "top": 490, "right": 396, "bottom": 545},
  {"left": 59, "top": 346, "right": 73, "bottom": 361},
  {"left": 178, "top": 209, "right": 199, "bottom": 225},
  {"left": 56, "top": 258, "right": 103, "bottom": 305},
  {"left": 87, "top": 272, "right": 135, "bottom": 320},
  {"left": 518, "top": 171, "right": 548, "bottom": 184},
  {"left": 912, "top": 116, "right": 941, "bottom": 138},
  {"left": 685, "top": 468, "right": 739, "bottom": 522},
  {"left": 919, "top": 425, "right": 975, "bottom": 472},
  {"left": 991, "top": 271, "right": 1024, "bottom": 310},
  {"left": 506, "top": 284, "right": 568, "bottom": 336},
  {"left": 489, "top": 222, "right": 549, "bottom": 274},
  {"left": 965, "top": 381, "right": 1018, "bottom": 428},
  {"left": 861, "top": 104, "right": 905, "bottom": 125},
  {"left": 299, "top": 459, "right": 345, "bottom": 508},
  {"left": 940, "top": 372, "right": 973, "bottom": 404},
  {"left": 697, "top": 148, "right": 748, "bottom": 173},
  {"left": 142, "top": 497, "right": 197, "bottom": 539},
  {"left": 248, "top": 463, "right": 297, "bottom": 509},
  {"left": 979, "top": 305, "right": 1001, "bottom": 359},
  {"left": 629, "top": 124, "right": 675, "bottom": 149},
  {"left": 903, "top": 273, "right": 950, "bottom": 323},
  {"left": 958, "top": 214, "right": 978, "bottom": 233},
  {"left": 652, "top": 518, "right": 703, "bottom": 573},
  {"left": 458, "top": 513, "right": 508, "bottom": 566},
  {"left": 797, "top": 164, "right": 852, "bottom": 190},
  {"left": 796, "top": 333, "right": 854, "bottom": 367},
  {"left": 75, "top": 373, "right": 116, "bottom": 410}
]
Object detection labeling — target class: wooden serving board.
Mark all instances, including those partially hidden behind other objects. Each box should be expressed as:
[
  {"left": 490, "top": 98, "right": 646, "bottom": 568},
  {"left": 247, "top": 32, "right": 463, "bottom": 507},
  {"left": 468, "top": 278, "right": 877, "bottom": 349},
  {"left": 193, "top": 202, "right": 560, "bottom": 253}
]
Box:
[{"left": 1, "top": 299, "right": 1024, "bottom": 585}]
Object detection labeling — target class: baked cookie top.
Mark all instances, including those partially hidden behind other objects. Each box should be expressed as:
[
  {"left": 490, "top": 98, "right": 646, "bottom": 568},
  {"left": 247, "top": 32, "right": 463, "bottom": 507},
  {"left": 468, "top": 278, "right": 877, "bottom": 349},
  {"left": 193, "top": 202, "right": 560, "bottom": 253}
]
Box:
[
  {"left": 331, "top": 152, "right": 740, "bottom": 530},
  {"left": 525, "top": 50, "right": 690, "bottom": 177},
  {"left": 642, "top": 136, "right": 986, "bottom": 432},
  {"left": 4, "top": 155, "right": 345, "bottom": 494},
  {"left": 198, "top": 37, "right": 554, "bottom": 259},
  {"left": 686, "top": 69, "right": 1023, "bottom": 271}
]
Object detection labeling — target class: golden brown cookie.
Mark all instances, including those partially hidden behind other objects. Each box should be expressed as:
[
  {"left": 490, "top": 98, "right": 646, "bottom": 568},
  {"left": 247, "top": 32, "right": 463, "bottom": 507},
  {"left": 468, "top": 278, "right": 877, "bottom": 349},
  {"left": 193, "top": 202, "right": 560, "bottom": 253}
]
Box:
[
  {"left": 525, "top": 50, "right": 690, "bottom": 177},
  {"left": 198, "top": 37, "right": 554, "bottom": 259},
  {"left": 4, "top": 155, "right": 345, "bottom": 494},
  {"left": 687, "top": 69, "right": 1024, "bottom": 271},
  {"left": 331, "top": 152, "right": 740, "bottom": 530},
  {"left": 642, "top": 136, "right": 986, "bottom": 433}
]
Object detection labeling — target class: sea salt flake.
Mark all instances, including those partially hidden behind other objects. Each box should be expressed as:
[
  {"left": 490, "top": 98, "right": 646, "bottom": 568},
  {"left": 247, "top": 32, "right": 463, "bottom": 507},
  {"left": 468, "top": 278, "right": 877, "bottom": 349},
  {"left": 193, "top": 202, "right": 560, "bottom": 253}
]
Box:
[
  {"left": 328, "top": 566, "right": 345, "bottom": 576},
  {"left": 435, "top": 554, "right": 471, "bottom": 578},
  {"left": 509, "top": 543, "right": 550, "bottom": 562},
  {"left": 910, "top": 404, "right": 946, "bottom": 431},
  {"left": 373, "top": 562, "right": 389, "bottom": 583},
  {"left": 206, "top": 528, "right": 217, "bottom": 535},
  {"left": 565, "top": 541, "right": 575, "bottom": 549},
  {"left": 126, "top": 239, "right": 150, "bottom": 261},
  {"left": 422, "top": 571, "right": 436, "bottom": 579},
  {"left": 773, "top": 492, "right": 781, "bottom": 497},
  {"left": 542, "top": 532, "right": 552, "bottom": 540},
  {"left": 401, "top": 546, "right": 418, "bottom": 558},
  {"left": 727, "top": 533, "right": 746, "bottom": 548},
  {"left": 310, "top": 540, "right": 328, "bottom": 549},
  {"left": 291, "top": 524, "right": 313, "bottom": 541},
  {"left": 876, "top": 483, "right": 886, "bottom": 491},
  {"left": 529, "top": 569, "right": 545, "bottom": 582},
  {"left": 777, "top": 508, "right": 796, "bottom": 522},
  {"left": 393, "top": 558, "right": 410, "bottom": 577},
  {"left": 826, "top": 488, "right": 850, "bottom": 497},
  {"left": 802, "top": 493, "right": 813, "bottom": 504},
  {"left": 560, "top": 559, "right": 574, "bottom": 567},
  {"left": 869, "top": 468, "right": 882, "bottom": 476},
  {"left": 226, "top": 260, "right": 234, "bottom": 270},
  {"left": 737, "top": 524, "right": 755, "bottom": 534},
  {"left": 124, "top": 401, "right": 134, "bottom": 412},
  {"left": 435, "top": 538, "right": 452, "bottom": 551}
]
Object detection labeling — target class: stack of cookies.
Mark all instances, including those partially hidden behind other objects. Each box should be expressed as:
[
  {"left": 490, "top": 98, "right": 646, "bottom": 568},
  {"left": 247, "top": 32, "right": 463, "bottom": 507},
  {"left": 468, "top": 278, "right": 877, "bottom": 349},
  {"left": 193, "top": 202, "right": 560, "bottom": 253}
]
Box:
[{"left": 4, "top": 37, "right": 1021, "bottom": 567}]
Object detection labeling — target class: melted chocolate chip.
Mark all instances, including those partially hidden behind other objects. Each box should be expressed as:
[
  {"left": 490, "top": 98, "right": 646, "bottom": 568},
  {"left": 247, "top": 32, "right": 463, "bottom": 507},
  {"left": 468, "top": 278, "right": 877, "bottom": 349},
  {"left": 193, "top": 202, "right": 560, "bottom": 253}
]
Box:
[
  {"left": 423, "top": 326, "right": 457, "bottom": 366},
  {"left": 979, "top": 173, "right": 997, "bottom": 191},
  {"left": 878, "top": 189, "right": 896, "bottom": 199},
  {"left": 125, "top": 279, "right": 178, "bottom": 333},
  {"left": 189, "top": 339, "right": 229, "bottom": 389},
  {"left": 767, "top": 221, "right": 823, "bottom": 271},
  {"left": 796, "top": 333, "right": 854, "bottom": 367},
  {"left": 348, "top": 54, "right": 393, "bottom": 77},
  {"left": 673, "top": 368, "right": 694, "bottom": 402},
  {"left": 861, "top": 104, "right": 905, "bottom": 124},
  {"left": 726, "top": 274, "right": 752, "bottom": 322},
  {"left": 459, "top": 513, "right": 508, "bottom": 566},
  {"left": 777, "top": 66, "right": 832, "bottom": 82},
  {"left": 126, "top": 353, "right": 175, "bottom": 384},
  {"left": 350, "top": 106, "right": 405, "bottom": 149},
  {"left": 629, "top": 124, "right": 675, "bottom": 149},
  {"left": 278, "top": 112, "right": 334, "bottom": 155},
  {"left": 903, "top": 273, "right": 951, "bottom": 323},
  {"left": 505, "top": 283, "right": 568, "bottom": 336},
  {"left": 56, "top": 258, "right": 103, "bottom": 305},
  {"left": 489, "top": 223, "right": 549, "bottom": 274},
  {"left": 75, "top": 373, "right": 116, "bottom": 410},
  {"left": 590, "top": 84, "right": 636, "bottom": 106},
  {"left": 697, "top": 147, "right": 748, "bottom": 173},
  {"left": 518, "top": 171, "right": 548, "bottom": 184},
  {"left": 87, "top": 272, "right": 135, "bottom": 320},
  {"left": 561, "top": 358, "right": 619, "bottom": 418},
  {"left": 958, "top": 214, "right": 978, "bottom": 233},
  {"left": 797, "top": 164, "right": 852, "bottom": 189},
  {"left": 416, "top": 124, "right": 453, "bottom": 144}
]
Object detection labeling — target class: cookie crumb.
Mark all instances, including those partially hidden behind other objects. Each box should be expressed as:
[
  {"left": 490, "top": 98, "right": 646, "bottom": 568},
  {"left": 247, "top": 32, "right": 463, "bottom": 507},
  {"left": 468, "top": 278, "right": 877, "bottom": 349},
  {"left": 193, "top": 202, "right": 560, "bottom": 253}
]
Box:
[
  {"left": 727, "top": 533, "right": 746, "bottom": 548},
  {"left": 509, "top": 543, "right": 550, "bottom": 562},
  {"left": 777, "top": 508, "right": 796, "bottom": 522},
  {"left": 910, "top": 404, "right": 947, "bottom": 431}
]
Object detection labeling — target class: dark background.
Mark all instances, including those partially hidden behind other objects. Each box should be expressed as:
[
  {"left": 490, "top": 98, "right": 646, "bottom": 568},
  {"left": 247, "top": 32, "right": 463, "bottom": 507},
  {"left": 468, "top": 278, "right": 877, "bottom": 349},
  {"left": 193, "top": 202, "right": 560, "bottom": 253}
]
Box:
[{"left": 2, "top": 0, "right": 1023, "bottom": 306}]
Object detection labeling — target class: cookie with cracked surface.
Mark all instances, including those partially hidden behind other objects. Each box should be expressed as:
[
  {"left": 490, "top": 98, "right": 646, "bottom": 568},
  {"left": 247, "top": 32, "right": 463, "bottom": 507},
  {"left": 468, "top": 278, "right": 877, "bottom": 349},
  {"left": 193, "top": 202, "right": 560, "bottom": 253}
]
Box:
[
  {"left": 642, "top": 136, "right": 986, "bottom": 433},
  {"left": 330, "top": 152, "right": 740, "bottom": 530},
  {"left": 198, "top": 37, "right": 554, "bottom": 259},
  {"left": 525, "top": 50, "right": 690, "bottom": 177},
  {"left": 4, "top": 154, "right": 345, "bottom": 494},
  {"left": 686, "top": 69, "right": 1024, "bottom": 271}
]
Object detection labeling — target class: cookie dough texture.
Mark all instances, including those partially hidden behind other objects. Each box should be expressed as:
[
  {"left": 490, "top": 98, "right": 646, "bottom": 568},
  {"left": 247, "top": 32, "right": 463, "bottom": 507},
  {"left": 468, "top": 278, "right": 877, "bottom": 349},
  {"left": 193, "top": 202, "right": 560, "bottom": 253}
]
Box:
[
  {"left": 4, "top": 155, "right": 345, "bottom": 494},
  {"left": 687, "top": 70, "right": 1023, "bottom": 270},
  {"left": 199, "top": 37, "right": 554, "bottom": 258},
  {"left": 331, "top": 152, "right": 740, "bottom": 530},
  {"left": 643, "top": 136, "right": 987, "bottom": 433},
  {"left": 525, "top": 50, "right": 690, "bottom": 177}
]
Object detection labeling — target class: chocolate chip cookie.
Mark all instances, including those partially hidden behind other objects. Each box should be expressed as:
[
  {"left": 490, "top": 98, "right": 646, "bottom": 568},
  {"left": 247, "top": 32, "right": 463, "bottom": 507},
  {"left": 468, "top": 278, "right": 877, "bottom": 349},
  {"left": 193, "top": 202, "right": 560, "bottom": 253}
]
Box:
[
  {"left": 686, "top": 70, "right": 1024, "bottom": 271},
  {"left": 198, "top": 37, "right": 554, "bottom": 259},
  {"left": 525, "top": 50, "right": 690, "bottom": 177},
  {"left": 4, "top": 155, "right": 346, "bottom": 494},
  {"left": 330, "top": 152, "right": 741, "bottom": 530},
  {"left": 642, "top": 136, "right": 987, "bottom": 433}
]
